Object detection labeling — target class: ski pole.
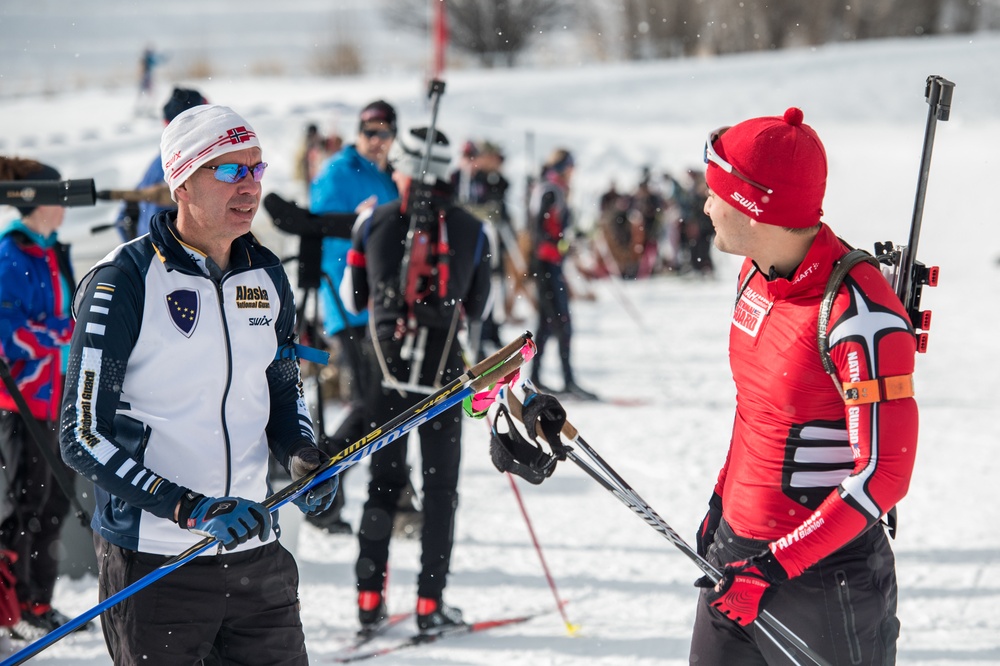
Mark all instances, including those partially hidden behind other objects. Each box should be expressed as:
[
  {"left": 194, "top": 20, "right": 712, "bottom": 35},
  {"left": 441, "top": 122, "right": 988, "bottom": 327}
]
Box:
[
  {"left": 1, "top": 333, "right": 535, "bottom": 666},
  {"left": 500, "top": 382, "right": 830, "bottom": 666},
  {"left": 591, "top": 231, "right": 647, "bottom": 331},
  {"left": 504, "top": 470, "right": 579, "bottom": 636},
  {"left": 0, "top": 358, "right": 90, "bottom": 526},
  {"left": 467, "top": 353, "right": 576, "bottom": 635}
]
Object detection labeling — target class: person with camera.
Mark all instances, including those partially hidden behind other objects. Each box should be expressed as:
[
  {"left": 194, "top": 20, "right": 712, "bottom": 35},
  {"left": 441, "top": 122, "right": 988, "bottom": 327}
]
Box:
[
  {"left": 340, "top": 126, "right": 492, "bottom": 634},
  {"left": 0, "top": 157, "right": 81, "bottom": 640},
  {"left": 60, "top": 105, "right": 336, "bottom": 665},
  {"left": 308, "top": 100, "right": 416, "bottom": 536},
  {"left": 689, "top": 108, "right": 918, "bottom": 664}
]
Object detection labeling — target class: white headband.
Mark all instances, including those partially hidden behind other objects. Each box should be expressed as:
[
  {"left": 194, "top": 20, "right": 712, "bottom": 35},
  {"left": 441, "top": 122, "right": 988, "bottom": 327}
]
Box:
[{"left": 160, "top": 104, "right": 261, "bottom": 199}]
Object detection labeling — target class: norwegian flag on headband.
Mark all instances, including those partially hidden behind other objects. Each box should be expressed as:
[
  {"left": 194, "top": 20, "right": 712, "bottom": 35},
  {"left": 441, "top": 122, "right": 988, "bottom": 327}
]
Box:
[
  {"left": 226, "top": 126, "right": 254, "bottom": 144},
  {"left": 160, "top": 105, "right": 261, "bottom": 195}
]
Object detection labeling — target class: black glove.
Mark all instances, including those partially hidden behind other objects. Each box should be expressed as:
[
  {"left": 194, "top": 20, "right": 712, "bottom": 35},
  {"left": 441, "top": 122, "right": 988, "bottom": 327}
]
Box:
[
  {"left": 289, "top": 445, "right": 338, "bottom": 515},
  {"left": 695, "top": 492, "right": 723, "bottom": 558},
  {"left": 177, "top": 492, "right": 272, "bottom": 551},
  {"left": 695, "top": 549, "right": 788, "bottom": 626}
]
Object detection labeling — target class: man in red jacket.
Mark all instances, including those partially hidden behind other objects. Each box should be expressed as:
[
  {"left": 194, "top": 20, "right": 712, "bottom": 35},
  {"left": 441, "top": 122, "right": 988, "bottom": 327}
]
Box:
[{"left": 690, "top": 108, "right": 918, "bottom": 665}]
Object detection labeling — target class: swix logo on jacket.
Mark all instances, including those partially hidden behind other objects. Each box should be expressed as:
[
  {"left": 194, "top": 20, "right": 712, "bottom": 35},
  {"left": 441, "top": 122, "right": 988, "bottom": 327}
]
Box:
[
  {"left": 717, "top": 224, "right": 918, "bottom": 579},
  {"left": 60, "top": 212, "right": 314, "bottom": 556}
]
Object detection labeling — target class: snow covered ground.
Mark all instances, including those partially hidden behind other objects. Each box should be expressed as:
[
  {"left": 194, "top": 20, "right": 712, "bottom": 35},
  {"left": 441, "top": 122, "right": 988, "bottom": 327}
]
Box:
[{"left": 1, "top": 29, "right": 999, "bottom": 665}]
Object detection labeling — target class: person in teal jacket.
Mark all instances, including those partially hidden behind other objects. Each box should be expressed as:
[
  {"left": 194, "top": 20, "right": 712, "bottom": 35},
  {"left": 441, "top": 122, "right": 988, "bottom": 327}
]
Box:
[{"left": 307, "top": 100, "right": 401, "bottom": 534}]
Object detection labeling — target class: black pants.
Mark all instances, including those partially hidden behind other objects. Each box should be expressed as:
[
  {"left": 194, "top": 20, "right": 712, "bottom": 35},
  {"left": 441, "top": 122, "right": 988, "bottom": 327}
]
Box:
[
  {"left": 689, "top": 520, "right": 899, "bottom": 665},
  {"left": 532, "top": 262, "right": 574, "bottom": 385},
  {"left": 95, "top": 534, "right": 307, "bottom": 666},
  {"left": 356, "top": 334, "right": 463, "bottom": 600},
  {"left": 0, "top": 411, "right": 72, "bottom": 607}
]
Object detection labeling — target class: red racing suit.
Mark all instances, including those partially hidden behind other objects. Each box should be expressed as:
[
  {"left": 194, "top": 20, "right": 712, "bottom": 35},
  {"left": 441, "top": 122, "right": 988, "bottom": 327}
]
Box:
[{"left": 715, "top": 223, "right": 918, "bottom": 578}]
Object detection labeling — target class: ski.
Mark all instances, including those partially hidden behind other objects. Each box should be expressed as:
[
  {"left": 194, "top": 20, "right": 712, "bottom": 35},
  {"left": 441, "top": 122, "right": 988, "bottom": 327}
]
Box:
[
  {"left": 331, "top": 612, "right": 413, "bottom": 660},
  {"left": 331, "top": 612, "right": 539, "bottom": 663}
]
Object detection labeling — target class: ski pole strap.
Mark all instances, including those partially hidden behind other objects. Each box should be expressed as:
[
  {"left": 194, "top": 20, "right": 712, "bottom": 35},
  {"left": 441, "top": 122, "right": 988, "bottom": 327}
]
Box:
[
  {"left": 274, "top": 341, "right": 330, "bottom": 366},
  {"left": 842, "top": 374, "right": 914, "bottom": 406},
  {"left": 462, "top": 337, "right": 536, "bottom": 417},
  {"left": 489, "top": 402, "right": 557, "bottom": 485},
  {"left": 520, "top": 391, "right": 569, "bottom": 460}
]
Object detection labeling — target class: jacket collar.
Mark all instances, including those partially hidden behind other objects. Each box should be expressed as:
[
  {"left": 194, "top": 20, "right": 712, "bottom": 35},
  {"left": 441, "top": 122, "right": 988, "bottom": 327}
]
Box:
[
  {"left": 148, "top": 210, "right": 279, "bottom": 277},
  {"left": 752, "top": 224, "right": 847, "bottom": 300}
]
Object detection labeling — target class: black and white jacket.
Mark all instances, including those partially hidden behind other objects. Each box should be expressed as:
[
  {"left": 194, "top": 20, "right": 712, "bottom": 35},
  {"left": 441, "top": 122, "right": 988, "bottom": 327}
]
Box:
[{"left": 60, "top": 211, "right": 313, "bottom": 555}]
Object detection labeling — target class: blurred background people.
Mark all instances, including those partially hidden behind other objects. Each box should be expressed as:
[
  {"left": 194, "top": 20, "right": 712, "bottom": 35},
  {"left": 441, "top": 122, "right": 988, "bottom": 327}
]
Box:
[{"left": 116, "top": 86, "right": 207, "bottom": 241}]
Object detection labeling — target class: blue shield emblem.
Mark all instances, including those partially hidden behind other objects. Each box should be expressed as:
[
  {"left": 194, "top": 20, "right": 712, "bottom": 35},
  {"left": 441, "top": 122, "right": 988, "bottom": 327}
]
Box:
[{"left": 166, "top": 289, "right": 200, "bottom": 338}]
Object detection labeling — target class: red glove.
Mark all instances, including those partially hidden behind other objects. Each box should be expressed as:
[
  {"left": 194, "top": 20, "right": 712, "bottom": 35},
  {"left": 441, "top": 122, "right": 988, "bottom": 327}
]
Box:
[{"left": 697, "top": 550, "right": 788, "bottom": 626}]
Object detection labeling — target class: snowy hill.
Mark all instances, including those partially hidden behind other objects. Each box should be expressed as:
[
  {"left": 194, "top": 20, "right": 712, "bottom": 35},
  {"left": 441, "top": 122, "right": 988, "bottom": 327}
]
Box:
[{"left": 1, "top": 30, "right": 999, "bottom": 665}]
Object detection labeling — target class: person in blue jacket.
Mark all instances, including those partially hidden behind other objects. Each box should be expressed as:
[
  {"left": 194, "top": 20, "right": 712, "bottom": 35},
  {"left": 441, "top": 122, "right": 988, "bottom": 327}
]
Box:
[
  {"left": 115, "top": 87, "right": 207, "bottom": 240},
  {"left": 0, "top": 157, "right": 78, "bottom": 639},
  {"left": 308, "top": 100, "right": 403, "bottom": 534}
]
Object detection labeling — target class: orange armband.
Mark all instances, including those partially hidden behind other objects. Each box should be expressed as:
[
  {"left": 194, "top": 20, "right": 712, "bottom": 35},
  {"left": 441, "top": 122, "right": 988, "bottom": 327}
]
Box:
[{"left": 842, "top": 375, "right": 914, "bottom": 405}]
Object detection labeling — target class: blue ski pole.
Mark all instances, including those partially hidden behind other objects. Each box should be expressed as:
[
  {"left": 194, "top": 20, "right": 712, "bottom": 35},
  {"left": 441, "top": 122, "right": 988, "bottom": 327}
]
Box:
[{"left": 2, "top": 333, "right": 533, "bottom": 666}]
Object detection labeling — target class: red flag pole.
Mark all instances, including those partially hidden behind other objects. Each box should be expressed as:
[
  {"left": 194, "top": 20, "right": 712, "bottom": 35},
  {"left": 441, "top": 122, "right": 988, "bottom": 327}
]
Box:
[{"left": 431, "top": 0, "right": 448, "bottom": 80}]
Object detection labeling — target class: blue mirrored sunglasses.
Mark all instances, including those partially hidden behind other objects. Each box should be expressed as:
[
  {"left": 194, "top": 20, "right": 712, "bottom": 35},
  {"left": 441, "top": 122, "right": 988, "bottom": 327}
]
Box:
[
  {"left": 200, "top": 162, "right": 268, "bottom": 183},
  {"left": 361, "top": 128, "right": 395, "bottom": 140}
]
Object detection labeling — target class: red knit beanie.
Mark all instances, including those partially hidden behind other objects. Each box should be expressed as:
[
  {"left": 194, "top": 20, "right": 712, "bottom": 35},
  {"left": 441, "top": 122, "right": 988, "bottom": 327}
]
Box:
[{"left": 705, "top": 107, "right": 826, "bottom": 228}]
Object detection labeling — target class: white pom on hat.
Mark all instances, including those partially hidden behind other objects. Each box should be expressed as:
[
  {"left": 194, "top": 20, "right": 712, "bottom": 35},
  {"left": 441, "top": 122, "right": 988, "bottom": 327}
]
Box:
[{"left": 160, "top": 104, "right": 261, "bottom": 199}]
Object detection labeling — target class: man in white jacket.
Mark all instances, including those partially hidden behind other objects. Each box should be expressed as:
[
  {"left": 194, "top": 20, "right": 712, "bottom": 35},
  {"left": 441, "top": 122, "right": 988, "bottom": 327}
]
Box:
[{"left": 61, "top": 105, "right": 336, "bottom": 665}]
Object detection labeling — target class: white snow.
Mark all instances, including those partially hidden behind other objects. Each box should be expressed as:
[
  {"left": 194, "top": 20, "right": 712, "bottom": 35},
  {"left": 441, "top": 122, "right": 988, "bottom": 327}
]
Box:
[{"left": 2, "top": 29, "right": 999, "bottom": 666}]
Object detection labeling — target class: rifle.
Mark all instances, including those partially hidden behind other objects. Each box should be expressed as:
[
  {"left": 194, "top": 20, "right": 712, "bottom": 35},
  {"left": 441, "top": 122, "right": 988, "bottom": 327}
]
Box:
[
  {"left": 95, "top": 184, "right": 174, "bottom": 207},
  {"left": 1, "top": 179, "right": 172, "bottom": 209},
  {"left": 397, "top": 78, "right": 447, "bottom": 333},
  {"left": 874, "top": 74, "right": 954, "bottom": 352},
  {"left": 0, "top": 178, "right": 171, "bottom": 238}
]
